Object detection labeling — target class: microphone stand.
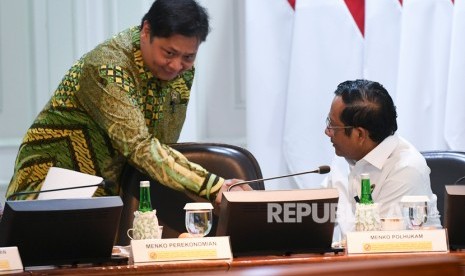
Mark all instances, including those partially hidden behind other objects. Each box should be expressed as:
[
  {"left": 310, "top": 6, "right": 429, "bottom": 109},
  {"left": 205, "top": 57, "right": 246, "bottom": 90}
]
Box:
[{"left": 227, "top": 166, "right": 330, "bottom": 192}]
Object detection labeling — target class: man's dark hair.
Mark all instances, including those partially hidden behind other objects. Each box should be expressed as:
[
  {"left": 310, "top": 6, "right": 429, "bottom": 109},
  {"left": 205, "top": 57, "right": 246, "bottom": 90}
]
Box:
[
  {"left": 141, "top": 0, "right": 210, "bottom": 42},
  {"left": 334, "top": 79, "right": 398, "bottom": 143}
]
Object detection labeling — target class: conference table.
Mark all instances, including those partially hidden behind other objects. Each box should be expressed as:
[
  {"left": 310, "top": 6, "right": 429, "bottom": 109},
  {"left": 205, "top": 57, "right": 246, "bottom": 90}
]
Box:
[{"left": 21, "top": 249, "right": 465, "bottom": 275}]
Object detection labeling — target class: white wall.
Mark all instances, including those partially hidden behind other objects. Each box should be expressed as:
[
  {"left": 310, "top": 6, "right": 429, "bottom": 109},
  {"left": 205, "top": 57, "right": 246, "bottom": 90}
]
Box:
[{"left": 0, "top": 0, "right": 245, "bottom": 206}]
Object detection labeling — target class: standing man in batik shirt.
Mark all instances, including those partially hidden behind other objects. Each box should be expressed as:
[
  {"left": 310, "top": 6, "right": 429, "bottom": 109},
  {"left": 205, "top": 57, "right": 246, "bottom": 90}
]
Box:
[{"left": 6, "top": 0, "right": 249, "bottom": 204}]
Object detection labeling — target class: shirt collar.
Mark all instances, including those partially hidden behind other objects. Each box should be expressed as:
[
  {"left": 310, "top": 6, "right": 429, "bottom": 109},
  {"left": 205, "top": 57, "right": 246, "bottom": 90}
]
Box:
[
  {"left": 362, "top": 134, "right": 399, "bottom": 169},
  {"left": 131, "top": 26, "right": 157, "bottom": 83},
  {"left": 345, "top": 134, "right": 399, "bottom": 169}
]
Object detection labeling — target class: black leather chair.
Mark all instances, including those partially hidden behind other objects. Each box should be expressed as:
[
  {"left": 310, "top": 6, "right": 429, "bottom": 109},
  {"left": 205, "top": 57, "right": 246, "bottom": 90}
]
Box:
[
  {"left": 116, "top": 142, "right": 264, "bottom": 245},
  {"left": 421, "top": 151, "right": 465, "bottom": 225}
]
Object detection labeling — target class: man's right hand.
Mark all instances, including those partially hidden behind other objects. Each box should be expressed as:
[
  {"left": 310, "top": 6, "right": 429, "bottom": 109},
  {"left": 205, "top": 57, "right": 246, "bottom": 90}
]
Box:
[{"left": 214, "top": 179, "right": 253, "bottom": 207}]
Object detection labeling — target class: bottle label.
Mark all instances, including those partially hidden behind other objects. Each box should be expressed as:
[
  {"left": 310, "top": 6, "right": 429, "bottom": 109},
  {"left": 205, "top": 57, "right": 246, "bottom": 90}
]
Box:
[{"left": 355, "top": 203, "right": 381, "bottom": 231}]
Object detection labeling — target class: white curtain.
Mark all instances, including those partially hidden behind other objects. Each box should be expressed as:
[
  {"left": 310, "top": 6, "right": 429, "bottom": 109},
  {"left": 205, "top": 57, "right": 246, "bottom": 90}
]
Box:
[
  {"left": 283, "top": 0, "right": 364, "bottom": 189},
  {"left": 444, "top": 0, "right": 465, "bottom": 149},
  {"left": 364, "top": 0, "right": 402, "bottom": 99},
  {"left": 244, "top": 0, "right": 295, "bottom": 189},
  {"left": 395, "top": 0, "right": 453, "bottom": 150},
  {"left": 245, "top": 0, "right": 465, "bottom": 189}
]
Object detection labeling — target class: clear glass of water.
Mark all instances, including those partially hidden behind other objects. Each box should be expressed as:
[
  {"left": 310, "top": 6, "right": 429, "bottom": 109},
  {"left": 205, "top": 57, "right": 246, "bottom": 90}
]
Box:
[
  {"left": 408, "top": 202, "right": 428, "bottom": 229},
  {"left": 400, "top": 196, "right": 430, "bottom": 230},
  {"left": 184, "top": 203, "right": 213, "bottom": 237}
]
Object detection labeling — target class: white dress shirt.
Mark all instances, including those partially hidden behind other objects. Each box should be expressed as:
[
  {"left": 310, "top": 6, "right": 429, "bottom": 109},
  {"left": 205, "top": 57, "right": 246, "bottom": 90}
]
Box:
[{"left": 325, "top": 134, "right": 441, "bottom": 236}]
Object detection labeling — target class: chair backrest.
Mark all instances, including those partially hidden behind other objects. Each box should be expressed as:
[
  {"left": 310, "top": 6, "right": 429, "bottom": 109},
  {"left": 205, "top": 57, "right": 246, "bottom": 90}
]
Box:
[
  {"left": 116, "top": 142, "right": 264, "bottom": 245},
  {"left": 421, "top": 151, "right": 465, "bottom": 225}
]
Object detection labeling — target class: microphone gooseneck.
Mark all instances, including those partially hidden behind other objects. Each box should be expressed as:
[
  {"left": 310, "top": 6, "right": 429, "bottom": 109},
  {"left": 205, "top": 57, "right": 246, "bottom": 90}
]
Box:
[
  {"left": 6, "top": 180, "right": 107, "bottom": 201},
  {"left": 454, "top": 175, "right": 465, "bottom": 184},
  {"left": 227, "top": 165, "right": 331, "bottom": 192}
]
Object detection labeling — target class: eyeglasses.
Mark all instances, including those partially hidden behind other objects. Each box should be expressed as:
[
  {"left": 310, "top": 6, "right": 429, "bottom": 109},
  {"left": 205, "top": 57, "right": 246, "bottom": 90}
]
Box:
[{"left": 326, "top": 117, "right": 353, "bottom": 133}]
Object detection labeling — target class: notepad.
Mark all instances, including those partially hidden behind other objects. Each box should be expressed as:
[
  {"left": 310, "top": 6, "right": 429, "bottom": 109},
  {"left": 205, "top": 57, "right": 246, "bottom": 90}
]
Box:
[{"left": 38, "top": 167, "right": 103, "bottom": 199}]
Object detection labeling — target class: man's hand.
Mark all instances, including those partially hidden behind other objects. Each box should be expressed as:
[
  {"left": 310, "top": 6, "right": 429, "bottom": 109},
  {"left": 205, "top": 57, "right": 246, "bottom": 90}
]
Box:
[{"left": 214, "top": 179, "right": 253, "bottom": 207}]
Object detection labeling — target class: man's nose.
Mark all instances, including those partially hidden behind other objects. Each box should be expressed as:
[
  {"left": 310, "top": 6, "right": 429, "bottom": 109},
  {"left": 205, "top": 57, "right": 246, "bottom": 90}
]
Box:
[
  {"left": 325, "top": 128, "right": 332, "bottom": 137},
  {"left": 168, "top": 58, "right": 184, "bottom": 71}
]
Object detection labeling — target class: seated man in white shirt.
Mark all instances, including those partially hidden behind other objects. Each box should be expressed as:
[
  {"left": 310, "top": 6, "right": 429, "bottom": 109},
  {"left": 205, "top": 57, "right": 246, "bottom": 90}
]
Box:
[{"left": 324, "top": 79, "right": 441, "bottom": 237}]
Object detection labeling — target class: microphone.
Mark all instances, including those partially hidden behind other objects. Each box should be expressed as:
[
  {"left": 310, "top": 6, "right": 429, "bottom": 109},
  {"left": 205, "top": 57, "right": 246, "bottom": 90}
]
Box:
[
  {"left": 6, "top": 180, "right": 112, "bottom": 201},
  {"left": 227, "top": 165, "right": 330, "bottom": 191}
]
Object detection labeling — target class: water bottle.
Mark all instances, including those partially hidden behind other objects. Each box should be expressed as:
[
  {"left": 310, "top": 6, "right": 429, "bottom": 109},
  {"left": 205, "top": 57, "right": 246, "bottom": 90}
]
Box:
[
  {"left": 138, "top": 180, "right": 153, "bottom": 212},
  {"left": 360, "top": 173, "right": 374, "bottom": 204}
]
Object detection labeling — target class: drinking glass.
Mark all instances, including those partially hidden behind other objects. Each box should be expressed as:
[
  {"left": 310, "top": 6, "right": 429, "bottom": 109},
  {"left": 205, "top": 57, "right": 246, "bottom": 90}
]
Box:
[
  {"left": 400, "top": 195, "right": 430, "bottom": 230},
  {"left": 408, "top": 202, "right": 428, "bottom": 229},
  {"left": 184, "top": 203, "right": 213, "bottom": 237}
]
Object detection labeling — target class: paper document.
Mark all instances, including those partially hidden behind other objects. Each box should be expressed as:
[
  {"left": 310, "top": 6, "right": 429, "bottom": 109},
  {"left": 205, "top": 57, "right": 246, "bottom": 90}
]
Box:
[{"left": 38, "top": 167, "right": 103, "bottom": 200}]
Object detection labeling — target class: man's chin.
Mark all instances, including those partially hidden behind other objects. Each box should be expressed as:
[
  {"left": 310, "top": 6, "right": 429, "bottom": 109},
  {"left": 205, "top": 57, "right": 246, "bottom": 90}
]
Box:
[
  {"left": 152, "top": 69, "right": 179, "bottom": 81},
  {"left": 156, "top": 74, "right": 176, "bottom": 81},
  {"left": 161, "top": 74, "right": 179, "bottom": 81}
]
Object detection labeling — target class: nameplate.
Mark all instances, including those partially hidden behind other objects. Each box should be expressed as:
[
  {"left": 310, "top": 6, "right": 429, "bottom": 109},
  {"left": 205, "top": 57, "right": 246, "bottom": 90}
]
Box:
[
  {"left": 346, "top": 229, "right": 448, "bottom": 254},
  {"left": 0, "top": 247, "right": 23, "bottom": 273},
  {"left": 130, "top": 236, "right": 232, "bottom": 263}
]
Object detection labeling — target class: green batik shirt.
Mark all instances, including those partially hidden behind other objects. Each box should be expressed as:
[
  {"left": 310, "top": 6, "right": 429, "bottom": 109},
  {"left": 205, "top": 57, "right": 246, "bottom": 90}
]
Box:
[{"left": 6, "top": 26, "right": 224, "bottom": 201}]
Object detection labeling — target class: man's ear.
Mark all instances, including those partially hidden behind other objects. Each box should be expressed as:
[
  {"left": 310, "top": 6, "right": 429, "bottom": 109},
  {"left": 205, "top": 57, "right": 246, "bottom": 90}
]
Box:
[
  {"left": 141, "top": 20, "right": 151, "bottom": 38},
  {"left": 355, "top": 127, "right": 369, "bottom": 143}
]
